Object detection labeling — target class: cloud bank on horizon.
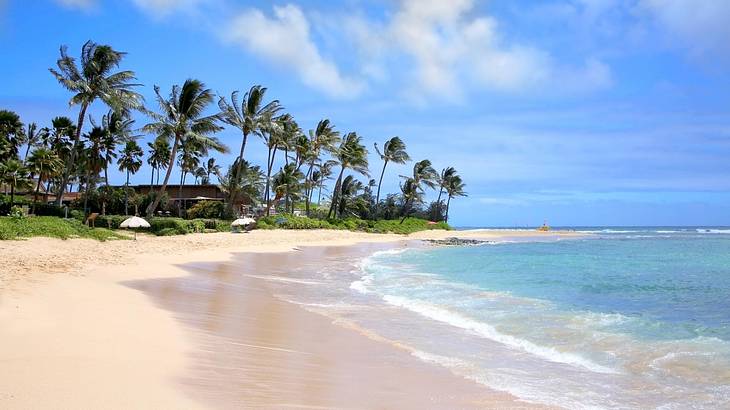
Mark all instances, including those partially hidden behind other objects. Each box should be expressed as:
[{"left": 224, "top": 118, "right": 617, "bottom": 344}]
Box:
[{"left": 3, "top": 0, "right": 730, "bottom": 225}]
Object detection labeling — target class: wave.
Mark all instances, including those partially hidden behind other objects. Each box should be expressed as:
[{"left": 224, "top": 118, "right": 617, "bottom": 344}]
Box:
[
  {"left": 696, "top": 229, "right": 730, "bottom": 234},
  {"left": 382, "top": 294, "right": 618, "bottom": 374}
]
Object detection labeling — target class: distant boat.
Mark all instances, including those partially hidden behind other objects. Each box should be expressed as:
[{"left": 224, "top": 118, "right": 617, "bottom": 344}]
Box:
[{"left": 538, "top": 220, "right": 550, "bottom": 231}]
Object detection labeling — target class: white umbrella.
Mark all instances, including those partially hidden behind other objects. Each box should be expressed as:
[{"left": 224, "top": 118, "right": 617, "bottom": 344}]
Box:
[
  {"left": 231, "top": 217, "right": 256, "bottom": 233},
  {"left": 231, "top": 217, "right": 256, "bottom": 227},
  {"left": 120, "top": 216, "right": 151, "bottom": 240}
]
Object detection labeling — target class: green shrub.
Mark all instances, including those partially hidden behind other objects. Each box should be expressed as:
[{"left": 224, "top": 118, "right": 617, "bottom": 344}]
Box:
[
  {"left": 0, "top": 216, "right": 128, "bottom": 241},
  {"left": 149, "top": 218, "right": 190, "bottom": 235},
  {"left": 186, "top": 200, "right": 224, "bottom": 219},
  {"left": 96, "top": 215, "right": 128, "bottom": 229},
  {"left": 155, "top": 227, "right": 179, "bottom": 236}
]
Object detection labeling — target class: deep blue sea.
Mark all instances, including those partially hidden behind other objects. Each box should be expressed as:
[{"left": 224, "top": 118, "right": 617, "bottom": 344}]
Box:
[{"left": 352, "top": 228, "right": 730, "bottom": 409}]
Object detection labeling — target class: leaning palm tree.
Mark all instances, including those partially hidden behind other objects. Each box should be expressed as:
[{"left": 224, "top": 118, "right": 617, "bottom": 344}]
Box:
[
  {"left": 22, "top": 123, "right": 46, "bottom": 164},
  {"left": 328, "top": 132, "right": 369, "bottom": 218},
  {"left": 146, "top": 136, "right": 171, "bottom": 187},
  {"left": 118, "top": 140, "right": 143, "bottom": 215},
  {"left": 262, "top": 114, "right": 297, "bottom": 215},
  {"left": 0, "top": 159, "right": 31, "bottom": 207},
  {"left": 374, "top": 136, "right": 410, "bottom": 204},
  {"left": 436, "top": 166, "right": 457, "bottom": 205},
  {"left": 142, "top": 79, "right": 226, "bottom": 217},
  {"left": 444, "top": 175, "right": 467, "bottom": 222},
  {"left": 202, "top": 157, "right": 220, "bottom": 184},
  {"left": 49, "top": 40, "right": 143, "bottom": 206},
  {"left": 218, "top": 85, "right": 281, "bottom": 164},
  {"left": 26, "top": 148, "right": 63, "bottom": 210},
  {"left": 399, "top": 177, "right": 421, "bottom": 223},
  {"left": 397, "top": 160, "right": 438, "bottom": 223}
]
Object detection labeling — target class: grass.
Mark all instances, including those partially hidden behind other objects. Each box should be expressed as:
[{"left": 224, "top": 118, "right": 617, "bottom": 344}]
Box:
[
  {"left": 257, "top": 214, "right": 450, "bottom": 234},
  {"left": 0, "top": 216, "right": 129, "bottom": 241}
]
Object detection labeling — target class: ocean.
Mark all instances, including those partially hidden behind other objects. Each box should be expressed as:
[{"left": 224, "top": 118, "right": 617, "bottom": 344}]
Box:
[{"left": 278, "top": 228, "right": 730, "bottom": 409}]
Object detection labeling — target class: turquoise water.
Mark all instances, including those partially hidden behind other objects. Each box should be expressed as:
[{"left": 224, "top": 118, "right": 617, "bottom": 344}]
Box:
[{"left": 356, "top": 229, "right": 730, "bottom": 409}]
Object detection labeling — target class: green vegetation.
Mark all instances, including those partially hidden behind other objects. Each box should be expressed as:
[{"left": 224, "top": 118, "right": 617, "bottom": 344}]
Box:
[
  {"left": 0, "top": 216, "right": 127, "bottom": 241},
  {"left": 257, "top": 214, "right": 450, "bottom": 234},
  {"left": 0, "top": 40, "right": 468, "bottom": 241}
]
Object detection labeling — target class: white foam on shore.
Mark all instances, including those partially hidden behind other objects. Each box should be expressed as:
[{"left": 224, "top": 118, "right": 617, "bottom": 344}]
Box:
[{"left": 382, "top": 294, "right": 619, "bottom": 374}]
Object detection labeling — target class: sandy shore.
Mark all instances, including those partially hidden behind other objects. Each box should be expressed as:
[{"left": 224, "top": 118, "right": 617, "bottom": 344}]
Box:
[{"left": 0, "top": 229, "right": 572, "bottom": 409}]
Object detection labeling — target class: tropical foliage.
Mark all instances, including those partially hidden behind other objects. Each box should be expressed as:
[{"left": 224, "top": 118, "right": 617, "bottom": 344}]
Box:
[{"left": 0, "top": 39, "right": 466, "bottom": 232}]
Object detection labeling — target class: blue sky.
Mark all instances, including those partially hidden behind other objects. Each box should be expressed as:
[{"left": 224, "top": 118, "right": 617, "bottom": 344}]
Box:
[{"left": 2, "top": 0, "right": 730, "bottom": 226}]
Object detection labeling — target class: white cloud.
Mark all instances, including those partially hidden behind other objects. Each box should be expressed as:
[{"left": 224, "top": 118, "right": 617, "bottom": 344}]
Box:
[
  {"left": 224, "top": 5, "right": 365, "bottom": 99},
  {"left": 352, "top": 0, "right": 612, "bottom": 101},
  {"left": 131, "top": 0, "right": 211, "bottom": 17},
  {"left": 54, "top": 0, "right": 95, "bottom": 10},
  {"left": 639, "top": 0, "right": 730, "bottom": 60}
]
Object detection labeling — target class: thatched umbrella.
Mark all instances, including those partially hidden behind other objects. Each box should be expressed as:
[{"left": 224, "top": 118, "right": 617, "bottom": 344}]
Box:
[{"left": 120, "top": 216, "right": 151, "bottom": 240}]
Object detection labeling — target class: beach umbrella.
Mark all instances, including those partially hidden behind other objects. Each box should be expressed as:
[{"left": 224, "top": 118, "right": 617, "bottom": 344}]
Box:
[
  {"left": 231, "top": 217, "right": 256, "bottom": 233},
  {"left": 119, "top": 216, "right": 151, "bottom": 240}
]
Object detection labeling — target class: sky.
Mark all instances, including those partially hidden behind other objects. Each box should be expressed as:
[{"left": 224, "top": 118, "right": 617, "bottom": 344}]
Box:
[{"left": 1, "top": 0, "right": 730, "bottom": 227}]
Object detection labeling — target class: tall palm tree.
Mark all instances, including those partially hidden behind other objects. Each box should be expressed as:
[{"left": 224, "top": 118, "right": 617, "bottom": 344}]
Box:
[
  {"left": 142, "top": 79, "right": 226, "bottom": 217},
  {"left": 328, "top": 132, "right": 369, "bottom": 218},
  {"left": 304, "top": 119, "right": 340, "bottom": 215},
  {"left": 218, "top": 85, "right": 281, "bottom": 163},
  {"left": 26, "top": 148, "right": 63, "bottom": 211},
  {"left": 262, "top": 114, "right": 297, "bottom": 215},
  {"left": 444, "top": 175, "right": 467, "bottom": 223},
  {"left": 0, "top": 159, "right": 30, "bottom": 207},
  {"left": 146, "top": 136, "right": 171, "bottom": 187},
  {"left": 374, "top": 136, "right": 410, "bottom": 204},
  {"left": 0, "top": 110, "right": 25, "bottom": 163},
  {"left": 49, "top": 40, "right": 143, "bottom": 206},
  {"left": 337, "top": 175, "right": 367, "bottom": 218},
  {"left": 118, "top": 140, "right": 143, "bottom": 215},
  {"left": 399, "top": 177, "right": 421, "bottom": 223}
]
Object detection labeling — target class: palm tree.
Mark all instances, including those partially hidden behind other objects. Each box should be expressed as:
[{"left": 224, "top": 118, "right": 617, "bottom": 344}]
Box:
[
  {"left": 374, "top": 136, "right": 410, "bottom": 204},
  {"left": 22, "top": 123, "right": 47, "bottom": 164},
  {"left": 304, "top": 119, "right": 340, "bottom": 215},
  {"left": 217, "top": 158, "right": 264, "bottom": 217},
  {"left": 436, "top": 167, "right": 457, "bottom": 205},
  {"left": 26, "top": 148, "right": 63, "bottom": 210},
  {"left": 328, "top": 132, "right": 369, "bottom": 218},
  {"left": 337, "top": 175, "right": 367, "bottom": 218},
  {"left": 49, "top": 40, "right": 143, "bottom": 206},
  {"left": 0, "top": 110, "right": 25, "bottom": 163},
  {"left": 142, "top": 79, "right": 226, "bottom": 217},
  {"left": 218, "top": 85, "right": 282, "bottom": 164},
  {"left": 202, "top": 157, "right": 219, "bottom": 184},
  {"left": 398, "top": 159, "right": 438, "bottom": 223},
  {"left": 118, "top": 140, "right": 143, "bottom": 215},
  {"left": 444, "top": 175, "right": 467, "bottom": 222},
  {"left": 271, "top": 163, "right": 304, "bottom": 214},
  {"left": 80, "top": 125, "right": 107, "bottom": 214},
  {"left": 146, "top": 136, "right": 171, "bottom": 187},
  {"left": 261, "top": 114, "right": 297, "bottom": 215},
  {"left": 0, "top": 159, "right": 31, "bottom": 207}
]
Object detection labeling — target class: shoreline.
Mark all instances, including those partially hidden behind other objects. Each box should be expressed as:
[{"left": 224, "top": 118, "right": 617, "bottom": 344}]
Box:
[{"left": 0, "top": 229, "right": 574, "bottom": 408}]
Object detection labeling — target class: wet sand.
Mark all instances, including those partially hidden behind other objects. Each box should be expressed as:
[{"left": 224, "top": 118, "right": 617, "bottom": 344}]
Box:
[{"left": 129, "top": 243, "right": 544, "bottom": 409}]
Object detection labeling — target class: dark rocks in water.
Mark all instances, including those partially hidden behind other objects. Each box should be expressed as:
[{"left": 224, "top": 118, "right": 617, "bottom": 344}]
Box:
[{"left": 424, "top": 237, "right": 490, "bottom": 246}]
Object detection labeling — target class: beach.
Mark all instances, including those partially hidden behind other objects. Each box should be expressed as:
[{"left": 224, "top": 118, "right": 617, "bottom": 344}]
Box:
[{"left": 0, "top": 229, "right": 573, "bottom": 409}]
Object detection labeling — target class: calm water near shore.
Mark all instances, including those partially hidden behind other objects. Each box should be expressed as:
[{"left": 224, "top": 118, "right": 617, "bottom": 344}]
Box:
[{"left": 277, "top": 228, "right": 730, "bottom": 409}]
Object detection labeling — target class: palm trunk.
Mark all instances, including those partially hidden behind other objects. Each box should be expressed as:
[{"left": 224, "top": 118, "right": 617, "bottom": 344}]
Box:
[
  {"left": 31, "top": 170, "right": 43, "bottom": 214},
  {"left": 238, "top": 131, "right": 249, "bottom": 163},
  {"left": 55, "top": 102, "right": 87, "bottom": 206},
  {"left": 304, "top": 162, "right": 315, "bottom": 216},
  {"left": 445, "top": 195, "right": 452, "bottom": 222},
  {"left": 399, "top": 198, "right": 410, "bottom": 224},
  {"left": 376, "top": 159, "right": 388, "bottom": 205},
  {"left": 179, "top": 170, "right": 186, "bottom": 217},
  {"left": 10, "top": 184, "right": 15, "bottom": 208},
  {"left": 328, "top": 167, "right": 345, "bottom": 219},
  {"left": 83, "top": 169, "right": 93, "bottom": 218},
  {"left": 150, "top": 166, "right": 154, "bottom": 189},
  {"left": 265, "top": 146, "right": 277, "bottom": 216},
  {"left": 124, "top": 169, "right": 130, "bottom": 215},
  {"left": 146, "top": 135, "right": 179, "bottom": 217}
]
